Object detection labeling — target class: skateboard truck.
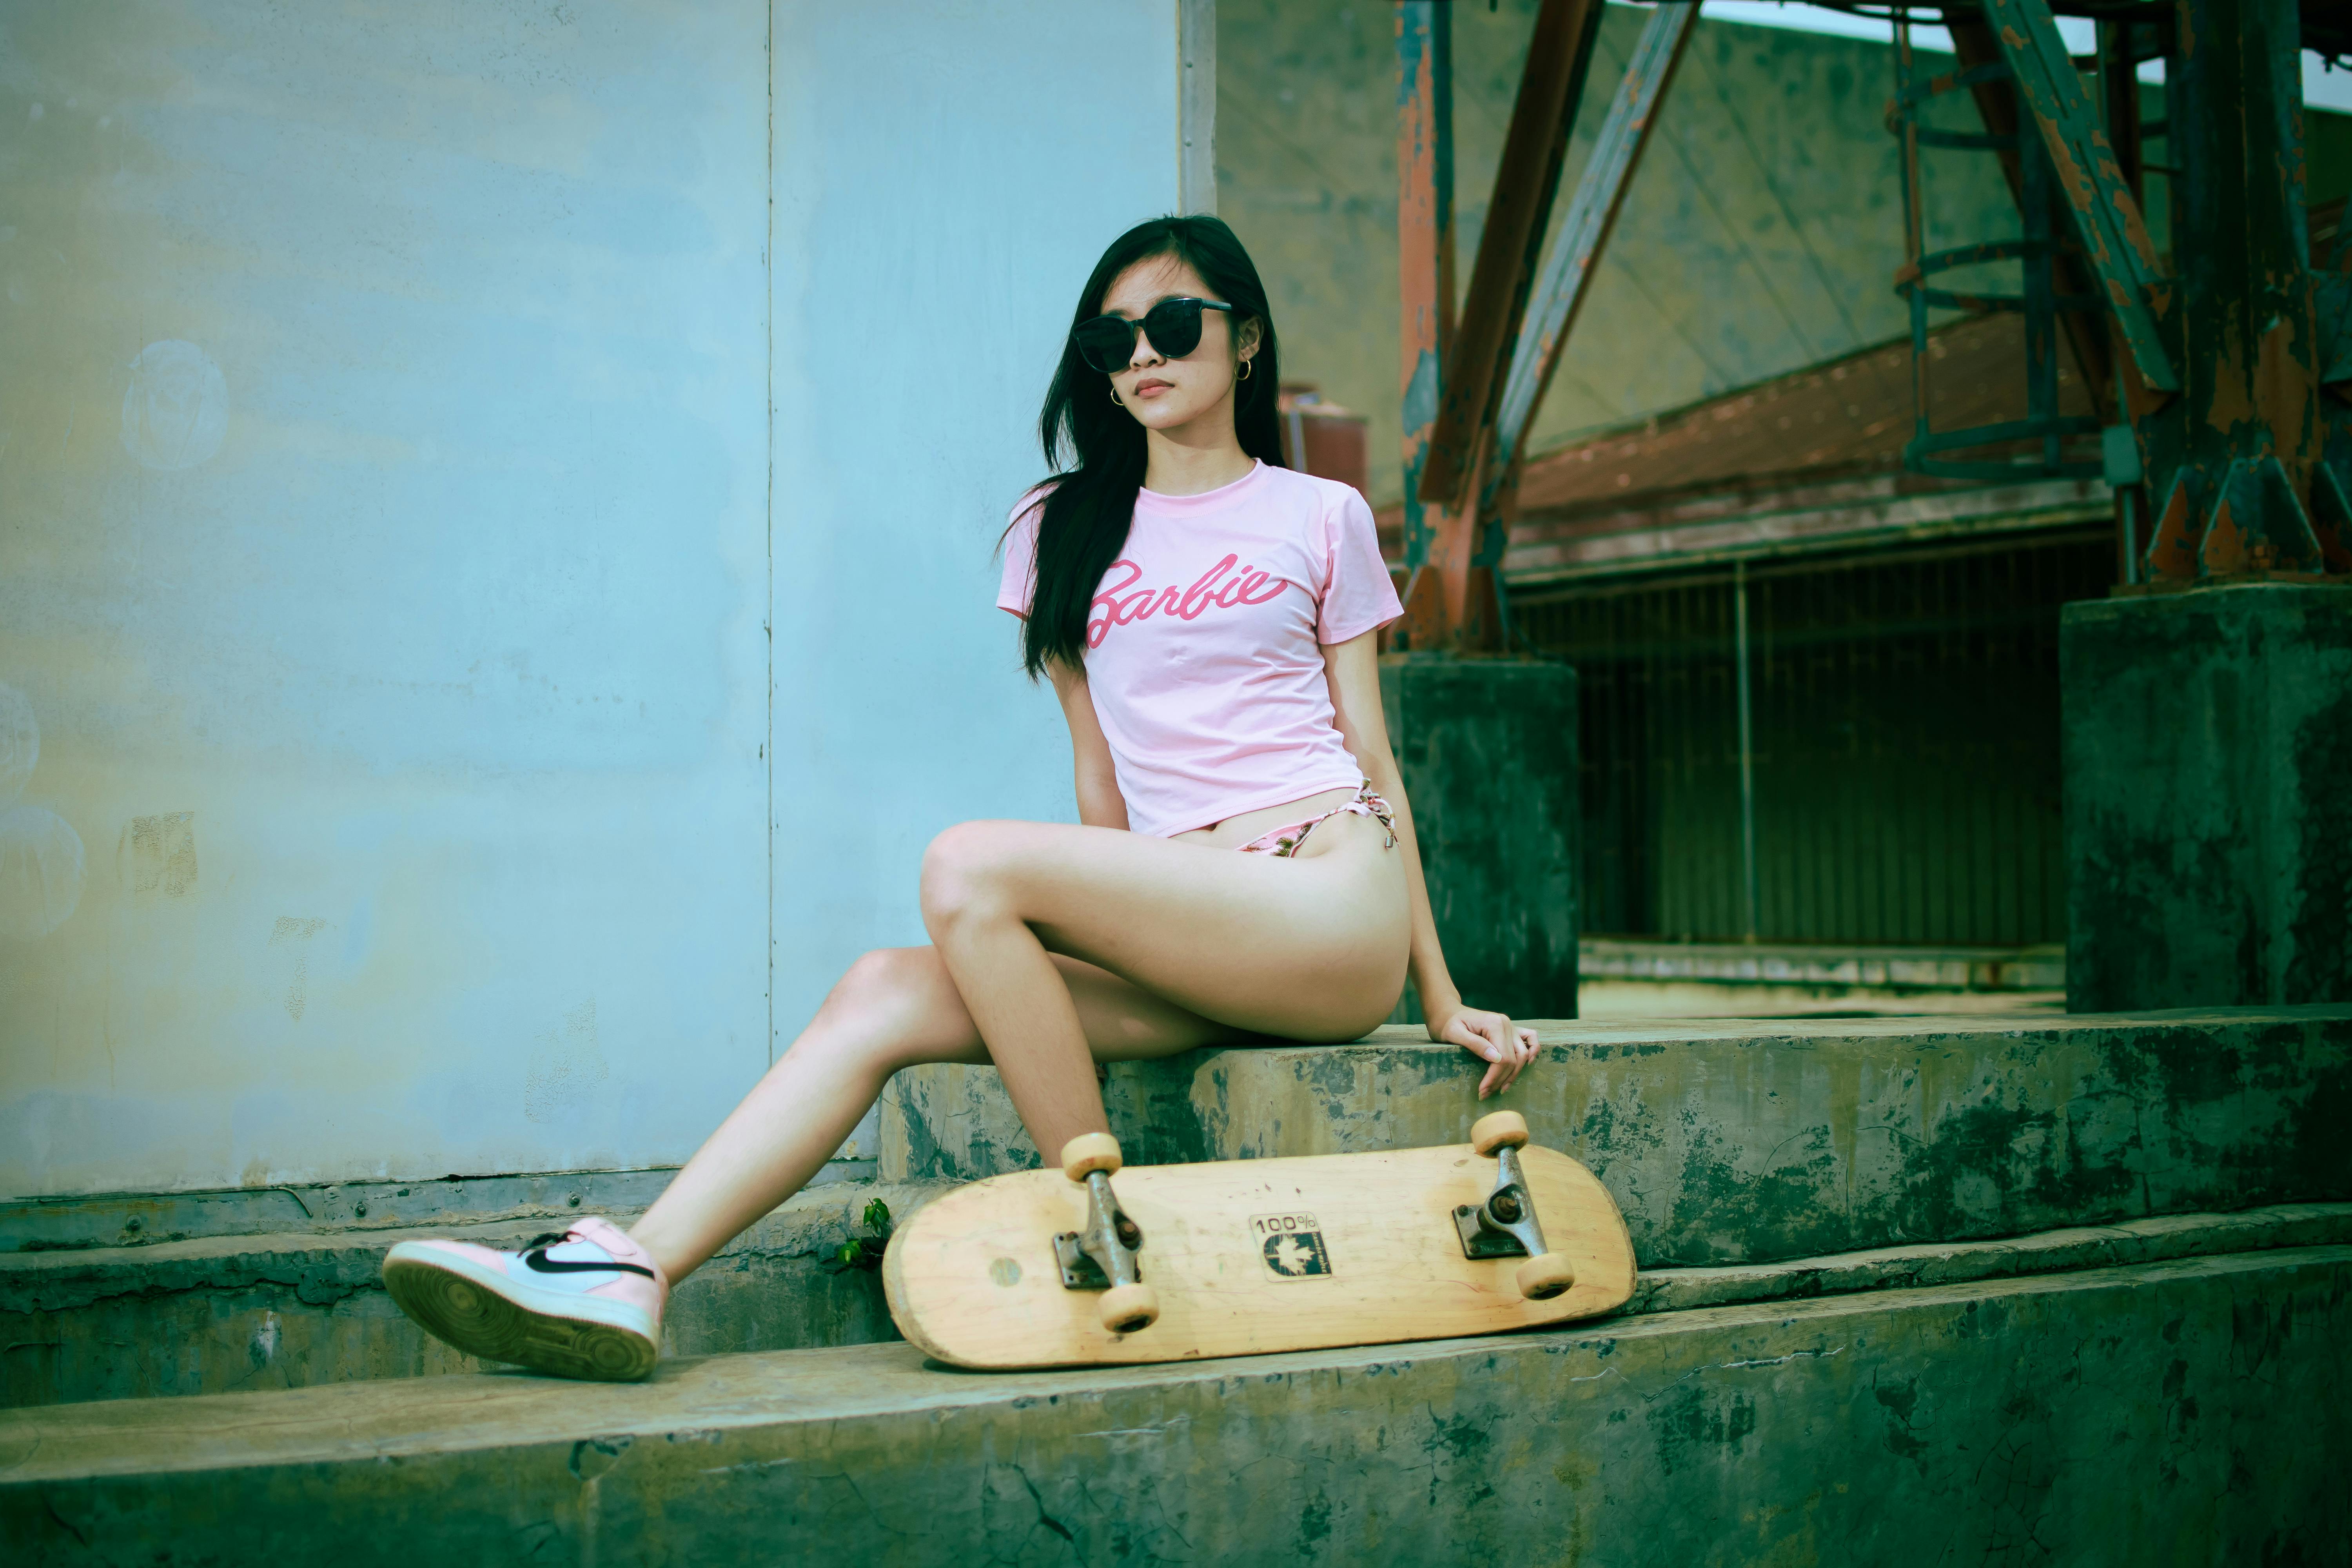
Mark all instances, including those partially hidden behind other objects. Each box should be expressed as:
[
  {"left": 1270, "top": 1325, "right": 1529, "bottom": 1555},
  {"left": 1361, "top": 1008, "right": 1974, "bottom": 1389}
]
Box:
[
  {"left": 1053, "top": 1133, "right": 1160, "bottom": 1334},
  {"left": 1454, "top": 1111, "right": 1578, "bottom": 1301}
]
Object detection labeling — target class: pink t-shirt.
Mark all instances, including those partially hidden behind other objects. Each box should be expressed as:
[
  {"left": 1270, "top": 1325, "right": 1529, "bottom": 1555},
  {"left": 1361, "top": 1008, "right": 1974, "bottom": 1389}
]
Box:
[{"left": 999, "top": 461, "right": 1403, "bottom": 837}]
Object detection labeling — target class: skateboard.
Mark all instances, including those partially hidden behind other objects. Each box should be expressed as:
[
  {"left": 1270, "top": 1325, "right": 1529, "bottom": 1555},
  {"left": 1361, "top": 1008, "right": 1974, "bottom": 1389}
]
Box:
[{"left": 881, "top": 1111, "right": 1636, "bottom": 1369}]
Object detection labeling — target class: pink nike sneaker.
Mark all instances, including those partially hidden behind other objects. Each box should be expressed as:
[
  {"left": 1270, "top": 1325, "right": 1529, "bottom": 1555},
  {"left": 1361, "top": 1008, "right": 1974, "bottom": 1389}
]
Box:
[{"left": 383, "top": 1216, "right": 667, "bottom": 1381}]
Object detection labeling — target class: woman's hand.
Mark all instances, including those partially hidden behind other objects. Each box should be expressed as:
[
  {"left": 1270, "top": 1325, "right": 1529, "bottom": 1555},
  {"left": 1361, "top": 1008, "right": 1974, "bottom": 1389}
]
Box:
[{"left": 1432, "top": 1004, "right": 1540, "bottom": 1099}]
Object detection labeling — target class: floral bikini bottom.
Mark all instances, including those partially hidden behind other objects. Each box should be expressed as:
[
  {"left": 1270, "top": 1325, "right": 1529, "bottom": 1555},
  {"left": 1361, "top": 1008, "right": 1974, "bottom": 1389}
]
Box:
[{"left": 1234, "top": 780, "right": 1399, "bottom": 858}]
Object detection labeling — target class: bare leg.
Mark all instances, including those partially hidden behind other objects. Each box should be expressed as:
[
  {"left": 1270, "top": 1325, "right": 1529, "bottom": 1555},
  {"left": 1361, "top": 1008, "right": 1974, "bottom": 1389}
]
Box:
[
  {"left": 629, "top": 947, "right": 1225, "bottom": 1282},
  {"left": 635, "top": 815, "right": 1411, "bottom": 1285},
  {"left": 919, "top": 812, "right": 1411, "bottom": 1164}
]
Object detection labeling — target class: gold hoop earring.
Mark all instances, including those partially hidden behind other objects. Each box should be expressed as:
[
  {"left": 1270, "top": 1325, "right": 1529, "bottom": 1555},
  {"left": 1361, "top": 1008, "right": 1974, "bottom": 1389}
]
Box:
[
  {"left": 1110, "top": 387, "right": 1122, "bottom": 406},
  {"left": 1237, "top": 359, "right": 1254, "bottom": 382}
]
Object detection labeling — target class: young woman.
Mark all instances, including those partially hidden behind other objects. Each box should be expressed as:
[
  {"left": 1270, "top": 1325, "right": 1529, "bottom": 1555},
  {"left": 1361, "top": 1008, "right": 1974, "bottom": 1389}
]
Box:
[{"left": 382, "top": 215, "right": 1541, "bottom": 1381}]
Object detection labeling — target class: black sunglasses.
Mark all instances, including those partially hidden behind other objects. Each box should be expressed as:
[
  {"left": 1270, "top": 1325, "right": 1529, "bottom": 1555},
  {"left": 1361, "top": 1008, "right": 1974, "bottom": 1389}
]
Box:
[{"left": 1072, "top": 298, "right": 1235, "bottom": 374}]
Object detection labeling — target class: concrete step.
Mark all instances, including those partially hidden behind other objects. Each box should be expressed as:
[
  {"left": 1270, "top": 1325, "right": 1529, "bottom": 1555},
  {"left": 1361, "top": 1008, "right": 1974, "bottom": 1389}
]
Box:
[
  {"left": 1577, "top": 938, "right": 2067, "bottom": 1020},
  {"left": 0, "top": 1136, "right": 880, "bottom": 1256},
  {"left": 17, "top": 1003, "right": 2344, "bottom": 1411},
  {"left": 1578, "top": 938, "right": 2068, "bottom": 992},
  {"left": 1, "top": 1182, "right": 953, "bottom": 1410},
  {"left": 1624, "top": 1200, "right": 2352, "bottom": 1313},
  {"left": 8, "top": 1228, "right": 2346, "bottom": 1565},
  {"left": 883, "top": 1006, "right": 2352, "bottom": 1266}
]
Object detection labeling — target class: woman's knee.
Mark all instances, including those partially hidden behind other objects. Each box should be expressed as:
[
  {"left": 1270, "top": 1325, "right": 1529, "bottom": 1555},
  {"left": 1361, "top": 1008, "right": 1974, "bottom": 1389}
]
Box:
[
  {"left": 918, "top": 820, "right": 1019, "bottom": 934},
  {"left": 826, "top": 946, "right": 918, "bottom": 1009},
  {"left": 809, "top": 946, "right": 974, "bottom": 1071}
]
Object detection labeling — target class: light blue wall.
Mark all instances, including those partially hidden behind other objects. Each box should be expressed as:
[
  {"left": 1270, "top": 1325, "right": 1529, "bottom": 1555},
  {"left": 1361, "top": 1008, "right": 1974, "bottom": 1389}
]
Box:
[
  {"left": 0, "top": 0, "right": 1187, "bottom": 1196},
  {"left": 768, "top": 2, "right": 1181, "bottom": 1035}
]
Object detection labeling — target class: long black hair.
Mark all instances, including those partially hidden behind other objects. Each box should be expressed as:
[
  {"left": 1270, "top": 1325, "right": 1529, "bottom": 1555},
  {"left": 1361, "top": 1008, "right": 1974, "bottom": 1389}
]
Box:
[{"left": 1013, "top": 215, "right": 1286, "bottom": 678}]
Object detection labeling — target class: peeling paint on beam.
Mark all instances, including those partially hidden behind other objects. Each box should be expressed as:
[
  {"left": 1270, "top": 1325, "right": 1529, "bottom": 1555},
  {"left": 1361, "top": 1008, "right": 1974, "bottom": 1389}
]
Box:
[
  {"left": 1982, "top": 0, "right": 2177, "bottom": 390},
  {"left": 1395, "top": 0, "right": 1455, "bottom": 575}
]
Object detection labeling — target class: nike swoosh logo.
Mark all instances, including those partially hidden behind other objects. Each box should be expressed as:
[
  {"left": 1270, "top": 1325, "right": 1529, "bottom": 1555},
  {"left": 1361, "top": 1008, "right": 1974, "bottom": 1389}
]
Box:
[{"left": 522, "top": 1249, "right": 657, "bottom": 1281}]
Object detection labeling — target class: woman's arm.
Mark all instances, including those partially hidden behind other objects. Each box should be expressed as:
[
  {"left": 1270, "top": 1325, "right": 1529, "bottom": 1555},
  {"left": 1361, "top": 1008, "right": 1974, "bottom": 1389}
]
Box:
[
  {"left": 1050, "top": 661, "right": 1131, "bottom": 831},
  {"left": 1322, "top": 631, "right": 1539, "bottom": 1098}
]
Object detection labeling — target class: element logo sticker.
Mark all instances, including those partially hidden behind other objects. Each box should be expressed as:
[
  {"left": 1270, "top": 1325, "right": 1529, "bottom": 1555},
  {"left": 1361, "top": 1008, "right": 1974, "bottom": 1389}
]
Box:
[{"left": 1251, "top": 1212, "right": 1332, "bottom": 1279}]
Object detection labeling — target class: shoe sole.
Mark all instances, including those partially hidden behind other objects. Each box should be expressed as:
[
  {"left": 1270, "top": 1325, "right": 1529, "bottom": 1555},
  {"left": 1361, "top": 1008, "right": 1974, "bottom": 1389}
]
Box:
[{"left": 383, "top": 1243, "right": 659, "bottom": 1382}]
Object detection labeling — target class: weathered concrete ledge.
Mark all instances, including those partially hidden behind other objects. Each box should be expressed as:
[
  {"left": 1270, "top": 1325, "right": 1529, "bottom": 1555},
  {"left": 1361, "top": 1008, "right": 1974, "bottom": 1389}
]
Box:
[
  {"left": 7, "top": 1246, "right": 2345, "bottom": 1565},
  {"left": 13, "top": 1181, "right": 2341, "bottom": 1416},
  {"left": 1580, "top": 938, "right": 2065, "bottom": 992},
  {"left": 0, "top": 1168, "right": 687, "bottom": 1258},
  {"left": 1576, "top": 940, "right": 2066, "bottom": 1022},
  {"left": 0, "top": 1147, "right": 880, "bottom": 1256},
  {"left": 1628, "top": 1200, "right": 2352, "bottom": 1314},
  {"left": 884, "top": 1007, "right": 2352, "bottom": 1265},
  {"left": 1, "top": 1183, "right": 951, "bottom": 1409},
  {"left": 21, "top": 1003, "right": 2344, "bottom": 1410}
]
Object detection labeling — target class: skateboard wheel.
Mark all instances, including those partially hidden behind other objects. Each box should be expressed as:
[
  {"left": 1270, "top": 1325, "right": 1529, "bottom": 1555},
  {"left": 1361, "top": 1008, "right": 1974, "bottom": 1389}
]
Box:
[
  {"left": 1099, "top": 1282, "right": 1159, "bottom": 1334},
  {"left": 1516, "top": 1252, "right": 1576, "bottom": 1301},
  {"left": 1062, "top": 1132, "right": 1123, "bottom": 1181},
  {"left": 1470, "top": 1109, "right": 1530, "bottom": 1156}
]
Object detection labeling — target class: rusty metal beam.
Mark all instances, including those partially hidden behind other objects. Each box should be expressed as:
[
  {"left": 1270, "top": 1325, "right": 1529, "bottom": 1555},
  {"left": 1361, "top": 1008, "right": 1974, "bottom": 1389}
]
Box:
[
  {"left": 1978, "top": 0, "right": 2178, "bottom": 391},
  {"left": 1395, "top": 0, "right": 1454, "bottom": 577},
  {"left": 1898, "top": 22, "right": 1935, "bottom": 475},
  {"left": 1416, "top": 0, "right": 1606, "bottom": 506},
  {"left": 1481, "top": 0, "right": 1697, "bottom": 527},
  {"left": 2094, "top": 12, "right": 2151, "bottom": 579},
  {"left": 1940, "top": 5, "right": 2118, "bottom": 421},
  {"left": 2093, "top": 17, "right": 2144, "bottom": 207}
]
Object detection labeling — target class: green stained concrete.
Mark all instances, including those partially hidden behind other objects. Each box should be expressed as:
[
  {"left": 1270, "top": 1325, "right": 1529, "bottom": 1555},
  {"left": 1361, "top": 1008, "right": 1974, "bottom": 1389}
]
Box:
[
  {"left": 2, "top": 1183, "right": 950, "bottom": 1410},
  {"left": 883, "top": 1009, "right": 2352, "bottom": 1265},
  {"left": 0, "top": 1166, "right": 762, "bottom": 1256},
  {"left": 2063, "top": 587, "right": 2352, "bottom": 1013},
  {"left": 1625, "top": 1200, "right": 2352, "bottom": 1315},
  {"left": 1381, "top": 657, "right": 1580, "bottom": 1022},
  {"left": 9, "top": 1191, "right": 2341, "bottom": 1411},
  {"left": 19, "top": 1008, "right": 2348, "bottom": 1408},
  {"left": 6, "top": 1247, "right": 2345, "bottom": 1564}
]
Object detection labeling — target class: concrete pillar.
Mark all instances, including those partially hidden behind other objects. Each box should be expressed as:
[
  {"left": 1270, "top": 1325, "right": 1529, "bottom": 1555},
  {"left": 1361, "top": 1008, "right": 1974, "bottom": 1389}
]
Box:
[
  {"left": 1379, "top": 656, "right": 1579, "bottom": 1021},
  {"left": 2062, "top": 586, "right": 2352, "bottom": 1012}
]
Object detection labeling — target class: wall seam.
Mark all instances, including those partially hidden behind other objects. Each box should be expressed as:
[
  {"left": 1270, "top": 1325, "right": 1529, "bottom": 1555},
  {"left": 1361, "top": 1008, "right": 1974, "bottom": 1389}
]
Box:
[
  {"left": 765, "top": 0, "right": 778, "bottom": 1067},
  {"left": 1178, "top": 0, "right": 1216, "bottom": 214}
]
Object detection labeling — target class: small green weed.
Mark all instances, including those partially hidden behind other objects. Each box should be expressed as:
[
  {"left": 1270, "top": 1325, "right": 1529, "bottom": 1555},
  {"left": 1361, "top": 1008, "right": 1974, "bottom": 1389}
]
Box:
[{"left": 819, "top": 1197, "right": 893, "bottom": 1274}]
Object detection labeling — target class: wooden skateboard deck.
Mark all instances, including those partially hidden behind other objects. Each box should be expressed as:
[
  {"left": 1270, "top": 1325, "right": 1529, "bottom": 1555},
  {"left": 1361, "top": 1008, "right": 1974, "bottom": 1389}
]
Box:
[{"left": 882, "top": 1131, "right": 1636, "bottom": 1370}]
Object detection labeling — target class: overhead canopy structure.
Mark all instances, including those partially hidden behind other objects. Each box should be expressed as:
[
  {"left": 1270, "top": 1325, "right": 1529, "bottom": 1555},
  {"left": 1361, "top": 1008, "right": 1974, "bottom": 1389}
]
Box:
[
  {"left": 1385, "top": 311, "right": 2109, "bottom": 585},
  {"left": 1388, "top": 0, "right": 2352, "bottom": 652}
]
